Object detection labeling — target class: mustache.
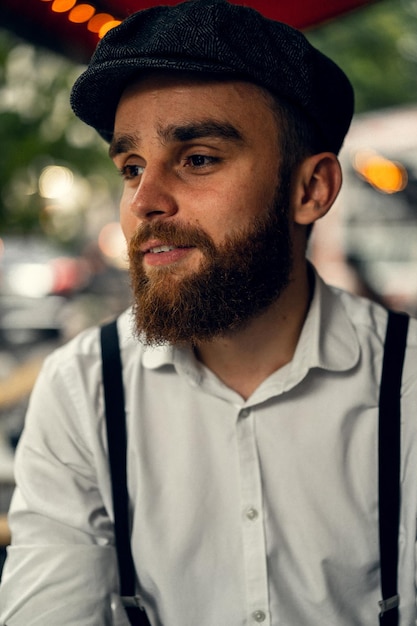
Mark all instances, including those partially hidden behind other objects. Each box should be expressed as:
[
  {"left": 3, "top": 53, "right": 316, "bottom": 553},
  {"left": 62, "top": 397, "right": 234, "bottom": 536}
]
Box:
[{"left": 128, "top": 221, "right": 216, "bottom": 255}]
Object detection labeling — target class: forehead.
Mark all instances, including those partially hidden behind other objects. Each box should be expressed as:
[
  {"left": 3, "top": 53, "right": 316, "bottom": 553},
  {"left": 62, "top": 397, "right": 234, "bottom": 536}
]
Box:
[
  {"left": 114, "top": 71, "right": 279, "bottom": 140},
  {"left": 120, "top": 70, "right": 275, "bottom": 102}
]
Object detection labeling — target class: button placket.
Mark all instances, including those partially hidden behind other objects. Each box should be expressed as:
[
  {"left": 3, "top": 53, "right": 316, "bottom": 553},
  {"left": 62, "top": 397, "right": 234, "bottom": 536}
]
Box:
[
  {"left": 252, "top": 609, "right": 267, "bottom": 622},
  {"left": 246, "top": 507, "right": 259, "bottom": 521},
  {"left": 236, "top": 407, "right": 270, "bottom": 625}
]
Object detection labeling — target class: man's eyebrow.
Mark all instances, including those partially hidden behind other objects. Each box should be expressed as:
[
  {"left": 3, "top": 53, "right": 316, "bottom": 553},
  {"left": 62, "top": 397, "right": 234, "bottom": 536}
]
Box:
[
  {"left": 159, "top": 121, "right": 244, "bottom": 144},
  {"left": 108, "top": 133, "right": 139, "bottom": 159},
  {"left": 108, "top": 122, "right": 244, "bottom": 159}
]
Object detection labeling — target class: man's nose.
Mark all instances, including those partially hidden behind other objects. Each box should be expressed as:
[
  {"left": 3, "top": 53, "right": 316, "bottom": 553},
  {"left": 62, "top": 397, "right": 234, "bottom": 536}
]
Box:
[{"left": 129, "top": 166, "right": 178, "bottom": 221}]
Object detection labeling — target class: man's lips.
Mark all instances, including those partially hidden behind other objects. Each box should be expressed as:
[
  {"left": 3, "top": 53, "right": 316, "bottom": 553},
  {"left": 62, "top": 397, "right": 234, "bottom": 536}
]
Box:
[
  {"left": 140, "top": 240, "right": 196, "bottom": 266},
  {"left": 140, "top": 240, "right": 188, "bottom": 254},
  {"left": 147, "top": 244, "right": 179, "bottom": 254}
]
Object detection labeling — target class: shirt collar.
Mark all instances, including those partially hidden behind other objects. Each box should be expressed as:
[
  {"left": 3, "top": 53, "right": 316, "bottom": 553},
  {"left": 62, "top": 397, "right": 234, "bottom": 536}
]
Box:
[
  {"left": 302, "top": 270, "right": 360, "bottom": 372},
  {"left": 141, "top": 338, "right": 201, "bottom": 379},
  {"left": 141, "top": 269, "right": 360, "bottom": 381}
]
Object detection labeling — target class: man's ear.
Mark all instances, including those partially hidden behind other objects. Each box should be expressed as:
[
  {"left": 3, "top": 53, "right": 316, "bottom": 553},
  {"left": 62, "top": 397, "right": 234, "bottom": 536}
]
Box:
[{"left": 292, "top": 152, "right": 342, "bottom": 226}]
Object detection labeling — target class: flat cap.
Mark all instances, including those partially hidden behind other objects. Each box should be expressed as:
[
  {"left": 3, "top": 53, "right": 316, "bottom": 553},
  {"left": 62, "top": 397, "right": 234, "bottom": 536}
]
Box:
[{"left": 70, "top": 0, "right": 354, "bottom": 153}]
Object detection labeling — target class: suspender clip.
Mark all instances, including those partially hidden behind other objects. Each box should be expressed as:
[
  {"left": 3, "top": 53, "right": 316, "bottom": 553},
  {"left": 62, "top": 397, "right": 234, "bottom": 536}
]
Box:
[
  {"left": 378, "top": 594, "right": 400, "bottom": 616},
  {"left": 121, "top": 595, "right": 145, "bottom": 610}
]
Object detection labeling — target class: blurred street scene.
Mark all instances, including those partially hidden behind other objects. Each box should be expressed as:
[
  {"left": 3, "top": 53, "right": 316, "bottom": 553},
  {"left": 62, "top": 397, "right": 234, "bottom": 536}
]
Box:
[
  {"left": 0, "top": 233, "right": 131, "bottom": 562},
  {"left": 1, "top": 0, "right": 417, "bottom": 565},
  {"left": 311, "top": 104, "right": 417, "bottom": 316}
]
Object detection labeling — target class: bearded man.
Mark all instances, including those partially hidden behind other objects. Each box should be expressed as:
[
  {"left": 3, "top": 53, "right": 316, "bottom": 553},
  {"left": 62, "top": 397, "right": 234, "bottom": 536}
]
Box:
[{"left": 1, "top": 1, "right": 417, "bottom": 625}]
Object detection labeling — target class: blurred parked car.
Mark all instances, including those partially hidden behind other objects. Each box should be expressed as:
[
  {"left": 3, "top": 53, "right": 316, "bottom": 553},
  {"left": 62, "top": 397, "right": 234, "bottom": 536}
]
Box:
[
  {"left": 0, "top": 234, "right": 131, "bottom": 459},
  {"left": 0, "top": 235, "right": 92, "bottom": 346},
  {"left": 312, "top": 105, "right": 417, "bottom": 316},
  {"left": 0, "top": 236, "right": 94, "bottom": 512}
]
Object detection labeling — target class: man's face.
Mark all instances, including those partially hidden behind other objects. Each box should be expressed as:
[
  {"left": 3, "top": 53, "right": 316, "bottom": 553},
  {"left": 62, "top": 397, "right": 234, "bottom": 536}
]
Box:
[{"left": 111, "top": 73, "right": 294, "bottom": 344}]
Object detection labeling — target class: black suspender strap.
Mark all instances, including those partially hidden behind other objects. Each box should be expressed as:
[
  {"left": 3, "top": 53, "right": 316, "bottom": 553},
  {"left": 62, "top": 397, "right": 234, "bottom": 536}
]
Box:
[
  {"left": 100, "top": 319, "right": 152, "bottom": 626},
  {"left": 100, "top": 310, "right": 409, "bottom": 626},
  {"left": 378, "top": 310, "right": 409, "bottom": 626}
]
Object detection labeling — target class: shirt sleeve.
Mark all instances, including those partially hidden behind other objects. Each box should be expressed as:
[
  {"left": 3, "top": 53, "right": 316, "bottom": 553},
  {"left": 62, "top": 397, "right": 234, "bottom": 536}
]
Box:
[
  {"left": 0, "top": 339, "right": 130, "bottom": 626},
  {"left": 0, "top": 545, "right": 128, "bottom": 625}
]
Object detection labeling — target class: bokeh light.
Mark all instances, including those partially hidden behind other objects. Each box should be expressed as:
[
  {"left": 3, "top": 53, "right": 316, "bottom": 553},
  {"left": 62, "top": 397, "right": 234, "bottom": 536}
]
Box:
[
  {"left": 39, "top": 165, "right": 74, "bottom": 199},
  {"left": 98, "top": 222, "right": 128, "bottom": 268},
  {"left": 68, "top": 4, "right": 96, "bottom": 23},
  {"left": 87, "top": 13, "right": 114, "bottom": 33},
  {"left": 99, "top": 20, "right": 122, "bottom": 38},
  {"left": 353, "top": 150, "right": 408, "bottom": 194},
  {"left": 39, "top": 0, "right": 121, "bottom": 40},
  {"left": 51, "top": 0, "right": 77, "bottom": 13}
]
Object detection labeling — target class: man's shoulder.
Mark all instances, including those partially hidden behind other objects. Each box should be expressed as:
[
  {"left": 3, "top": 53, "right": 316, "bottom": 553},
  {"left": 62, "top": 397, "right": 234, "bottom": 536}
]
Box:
[
  {"left": 327, "top": 282, "right": 416, "bottom": 340},
  {"left": 326, "top": 283, "right": 417, "bottom": 374}
]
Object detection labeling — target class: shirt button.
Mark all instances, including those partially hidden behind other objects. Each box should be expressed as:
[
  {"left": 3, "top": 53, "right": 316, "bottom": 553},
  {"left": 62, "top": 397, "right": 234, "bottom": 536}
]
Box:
[
  {"left": 246, "top": 507, "right": 259, "bottom": 521},
  {"left": 240, "top": 409, "right": 250, "bottom": 418},
  {"left": 252, "top": 609, "right": 266, "bottom": 622}
]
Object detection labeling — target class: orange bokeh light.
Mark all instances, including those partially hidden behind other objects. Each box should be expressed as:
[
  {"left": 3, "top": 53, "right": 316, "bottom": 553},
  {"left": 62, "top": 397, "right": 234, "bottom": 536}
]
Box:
[
  {"left": 88, "top": 13, "right": 114, "bottom": 33},
  {"left": 68, "top": 4, "right": 96, "bottom": 23},
  {"left": 362, "top": 158, "right": 407, "bottom": 194},
  {"left": 354, "top": 151, "right": 408, "bottom": 194},
  {"left": 40, "top": 0, "right": 124, "bottom": 50},
  {"left": 51, "top": 0, "right": 77, "bottom": 13},
  {"left": 99, "top": 19, "right": 122, "bottom": 38}
]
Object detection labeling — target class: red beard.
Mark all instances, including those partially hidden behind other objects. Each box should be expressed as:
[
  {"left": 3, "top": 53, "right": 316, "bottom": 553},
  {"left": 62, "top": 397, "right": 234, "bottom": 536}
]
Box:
[{"left": 128, "top": 195, "right": 292, "bottom": 346}]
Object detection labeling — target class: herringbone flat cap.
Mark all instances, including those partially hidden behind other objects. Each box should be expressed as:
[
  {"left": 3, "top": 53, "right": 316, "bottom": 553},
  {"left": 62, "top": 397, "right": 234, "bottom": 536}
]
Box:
[{"left": 70, "top": 0, "right": 354, "bottom": 152}]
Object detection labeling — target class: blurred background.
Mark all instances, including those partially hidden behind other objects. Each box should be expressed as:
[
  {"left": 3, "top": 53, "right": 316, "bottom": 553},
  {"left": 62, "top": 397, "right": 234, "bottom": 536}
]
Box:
[{"left": 0, "top": 0, "right": 417, "bottom": 560}]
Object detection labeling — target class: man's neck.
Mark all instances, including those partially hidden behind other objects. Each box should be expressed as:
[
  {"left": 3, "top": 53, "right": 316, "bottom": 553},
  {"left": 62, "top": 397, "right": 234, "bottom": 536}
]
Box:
[{"left": 194, "top": 264, "right": 313, "bottom": 400}]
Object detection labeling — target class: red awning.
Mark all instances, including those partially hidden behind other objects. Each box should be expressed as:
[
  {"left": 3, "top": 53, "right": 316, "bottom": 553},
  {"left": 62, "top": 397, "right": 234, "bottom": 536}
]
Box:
[
  {"left": 0, "top": 0, "right": 377, "bottom": 63},
  {"left": 105, "top": 0, "right": 377, "bottom": 29}
]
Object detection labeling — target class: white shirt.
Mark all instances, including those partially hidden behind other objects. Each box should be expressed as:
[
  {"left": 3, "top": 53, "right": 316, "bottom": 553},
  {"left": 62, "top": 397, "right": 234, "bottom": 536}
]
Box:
[{"left": 1, "top": 272, "right": 417, "bottom": 626}]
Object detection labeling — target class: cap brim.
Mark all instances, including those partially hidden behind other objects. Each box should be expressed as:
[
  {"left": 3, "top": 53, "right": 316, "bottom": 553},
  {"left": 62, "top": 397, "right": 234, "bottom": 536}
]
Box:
[{"left": 71, "top": 58, "right": 240, "bottom": 142}]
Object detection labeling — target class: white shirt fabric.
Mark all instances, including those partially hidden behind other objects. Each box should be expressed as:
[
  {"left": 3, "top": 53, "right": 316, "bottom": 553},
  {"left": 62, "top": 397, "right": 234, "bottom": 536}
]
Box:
[{"left": 1, "top": 272, "right": 417, "bottom": 626}]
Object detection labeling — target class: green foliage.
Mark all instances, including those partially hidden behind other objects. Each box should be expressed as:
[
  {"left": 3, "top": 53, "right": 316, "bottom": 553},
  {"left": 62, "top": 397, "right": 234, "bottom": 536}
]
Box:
[
  {"left": 0, "top": 29, "right": 117, "bottom": 240},
  {"left": 0, "top": 0, "right": 416, "bottom": 237},
  {"left": 308, "top": 0, "right": 417, "bottom": 113}
]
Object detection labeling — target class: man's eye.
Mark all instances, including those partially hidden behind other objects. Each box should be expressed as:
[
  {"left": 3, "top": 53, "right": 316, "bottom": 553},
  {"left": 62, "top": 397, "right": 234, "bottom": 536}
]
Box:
[
  {"left": 184, "top": 155, "right": 218, "bottom": 168},
  {"left": 119, "top": 164, "right": 144, "bottom": 180}
]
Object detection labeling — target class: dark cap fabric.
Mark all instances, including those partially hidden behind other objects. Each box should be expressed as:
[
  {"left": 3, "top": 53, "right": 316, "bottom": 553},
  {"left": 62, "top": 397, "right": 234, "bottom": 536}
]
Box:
[{"left": 70, "top": 0, "right": 354, "bottom": 153}]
